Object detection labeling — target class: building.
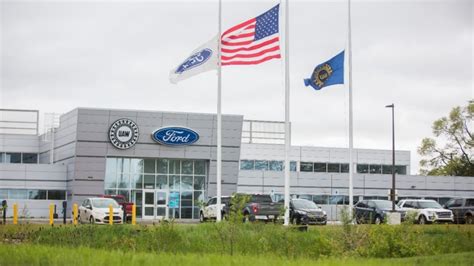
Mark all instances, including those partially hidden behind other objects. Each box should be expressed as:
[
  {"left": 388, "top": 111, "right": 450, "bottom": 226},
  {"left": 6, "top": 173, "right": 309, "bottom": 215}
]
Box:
[{"left": 0, "top": 108, "right": 473, "bottom": 220}]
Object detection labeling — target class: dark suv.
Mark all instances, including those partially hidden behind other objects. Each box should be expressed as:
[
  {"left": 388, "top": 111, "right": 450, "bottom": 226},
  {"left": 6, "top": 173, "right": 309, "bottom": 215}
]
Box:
[
  {"left": 290, "top": 199, "right": 327, "bottom": 225},
  {"left": 444, "top": 198, "right": 474, "bottom": 224},
  {"left": 354, "top": 200, "right": 406, "bottom": 224}
]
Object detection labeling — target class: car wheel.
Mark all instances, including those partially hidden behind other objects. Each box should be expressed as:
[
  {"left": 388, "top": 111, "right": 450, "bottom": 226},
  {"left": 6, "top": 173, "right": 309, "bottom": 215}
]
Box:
[
  {"left": 466, "top": 215, "right": 473, "bottom": 224},
  {"left": 77, "top": 215, "right": 81, "bottom": 224},
  {"left": 291, "top": 216, "right": 299, "bottom": 225},
  {"left": 243, "top": 213, "right": 250, "bottom": 223},
  {"left": 89, "top": 216, "right": 95, "bottom": 224},
  {"left": 418, "top": 215, "right": 427, "bottom": 225},
  {"left": 374, "top": 216, "right": 382, "bottom": 225},
  {"left": 199, "top": 212, "right": 206, "bottom": 223}
]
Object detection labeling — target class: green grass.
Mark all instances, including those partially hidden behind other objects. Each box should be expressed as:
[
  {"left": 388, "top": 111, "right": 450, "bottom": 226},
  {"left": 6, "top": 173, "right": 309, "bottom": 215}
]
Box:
[
  {"left": 0, "top": 244, "right": 473, "bottom": 266},
  {"left": 1, "top": 223, "right": 473, "bottom": 260}
]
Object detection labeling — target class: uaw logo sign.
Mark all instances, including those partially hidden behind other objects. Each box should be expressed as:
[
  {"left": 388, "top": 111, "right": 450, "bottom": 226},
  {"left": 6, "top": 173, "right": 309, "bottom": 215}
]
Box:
[
  {"left": 109, "top": 119, "right": 139, "bottom": 150},
  {"left": 312, "top": 63, "right": 333, "bottom": 87},
  {"left": 152, "top": 126, "right": 199, "bottom": 146},
  {"left": 175, "top": 48, "right": 213, "bottom": 74}
]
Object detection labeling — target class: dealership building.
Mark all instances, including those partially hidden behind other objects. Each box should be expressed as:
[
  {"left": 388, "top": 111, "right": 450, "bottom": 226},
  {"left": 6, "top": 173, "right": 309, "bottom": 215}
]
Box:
[{"left": 1, "top": 108, "right": 473, "bottom": 220}]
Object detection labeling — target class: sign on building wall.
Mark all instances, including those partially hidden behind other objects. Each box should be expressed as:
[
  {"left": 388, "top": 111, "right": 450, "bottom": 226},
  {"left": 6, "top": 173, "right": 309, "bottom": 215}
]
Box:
[
  {"left": 151, "top": 126, "right": 199, "bottom": 146},
  {"left": 108, "top": 119, "right": 139, "bottom": 150}
]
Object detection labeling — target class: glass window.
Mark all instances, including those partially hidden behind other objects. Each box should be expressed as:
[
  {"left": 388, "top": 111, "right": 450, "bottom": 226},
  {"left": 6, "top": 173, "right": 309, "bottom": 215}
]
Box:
[
  {"left": 5, "top": 153, "right": 21, "bottom": 163},
  {"left": 312, "top": 195, "right": 328, "bottom": 205},
  {"left": 169, "top": 175, "right": 180, "bottom": 190},
  {"left": 181, "top": 160, "right": 193, "bottom": 175},
  {"left": 144, "top": 159, "right": 155, "bottom": 173},
  {"left": 116, "top": 190, "right": 130, "bottom": 202},
  {"left": 369, "top": 165, "right": 382, "bottom": 174},
  {"left": 156, "top": 175, "right": 168, "bottom": 189},
  {"left": 254, "top": 160, "right": 268, "bottom": 171},
  {"left": 117, "top": 173, "right": 130, "bottom": 189},
  {"left": 104, "top": 172, "right": 117, "bottom": 189},
  {"left": 395, "top": 165, "right": 407, "bottom": 175},
  {"left": 329, "top": 195, "right": 344, "bottom": 204},
  {"left": 314, "top": 163, "right": 327, "bottom": 172},
  {"left": 181, "top": 176, "right": 193, "bottom": 190},
  {"left": 357, "top": 164, "right": 369, "bottom": 173},
  {"left": 157, "top": 159, "right": 169, "bottom": 174},
  {"left": 269, "top": 161, "right": 283, "bottom": 171},
  {"left": 327, "top": 163, "right": 340, "bottom": 173},
  {"left": 0, "top": 152, "right": 4, "bottom": 163},
  {"left": 130, "top": 159, "right": 144, "bottom": 174},
  {"left": 144, "top": 175, "right": 155, "bottom": 189},
  {"left": 131, "top": 174, "right": 142, "bottom": 189},
  {"left": 106, "top": 158, "right": 118, "bottom": 174},
  {"left": 121, "top": 158, "right": 131, "bottom": 173},
  {"left": 0, "top": 189, "right": 7, "bottom": 199},
  {"left": 9, "top": 189, "right": 27, "bottom": 199},
  {"left": 194, "top": 161, "right": 206, "bottom": 175},
  {"left": 194, "top": 176, "right": 205, "bottom": 190},
  {"left": 48, "top": 190, "right": 66, "bottom": 200},
  {"left": 169, "top": 160, "right": 180, "bottom": 174},
  {"left": 300, "top": 162, "right": 313, "bottom": 172},
  {"left": 290, "top": 161, "right": 297, "bottom": 172},
  {"left": 298, "top": 194, "right": 312, "bottom": 201},
  {"left": 22, "top": 153, "right": 38, "bottom": 164},
  {"left": 382, "top": 165, "right": 393, "bottom": 174},
  {"left": 466, "top": 199, "right": 474, "bottom": 207},
  {"left": 104, "top": 189, "right": 117, "bottom": 196},
  {"left": 240, "top": 160, "right": 255, "bottom": 170},
  {"left": 28, "top": 190, "right": 46, "bottom": 200},
  {"left": 341, "top": 164, "right": 349, "bottom": 173}
]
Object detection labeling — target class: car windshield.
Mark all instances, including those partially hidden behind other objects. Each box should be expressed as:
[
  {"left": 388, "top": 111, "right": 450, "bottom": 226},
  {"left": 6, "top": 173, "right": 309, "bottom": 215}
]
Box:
[
  {"left": 417, "top": 201, "right": 443, "bottom": 209},
  {"left": 293, "top": 200, "right": 318, "bottom": 209},
  {"left": 92, "top": 198, "right": 119, "bottom": 208},
  {"left": 374, "top": 201, "right": 399, "bottom": 209}
]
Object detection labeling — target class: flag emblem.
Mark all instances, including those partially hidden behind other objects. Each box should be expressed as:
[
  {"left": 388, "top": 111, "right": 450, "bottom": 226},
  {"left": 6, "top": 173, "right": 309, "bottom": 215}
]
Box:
[
  {"left": 221, "top": 4, "right": 281, "bottom": 66},
  {"left": 175, "top": 48, "right": 213, "bottom": 74},
  {"left": 304, "top": 51, "right": 345, "bottom": 91}
]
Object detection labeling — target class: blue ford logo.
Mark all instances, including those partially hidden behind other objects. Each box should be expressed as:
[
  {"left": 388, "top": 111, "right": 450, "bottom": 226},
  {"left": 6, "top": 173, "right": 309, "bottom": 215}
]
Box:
[
  {"left": 152, "top": 127, "right": 199, "bottom": 146},
  {"left": 175, "top": 48, "right": 213, "bottom": 74}
]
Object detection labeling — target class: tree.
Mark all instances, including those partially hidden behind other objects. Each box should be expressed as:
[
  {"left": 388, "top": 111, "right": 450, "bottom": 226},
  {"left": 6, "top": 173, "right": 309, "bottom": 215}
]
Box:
[{"left": 418, "top": 101, "right": 474, "bottom": 176}]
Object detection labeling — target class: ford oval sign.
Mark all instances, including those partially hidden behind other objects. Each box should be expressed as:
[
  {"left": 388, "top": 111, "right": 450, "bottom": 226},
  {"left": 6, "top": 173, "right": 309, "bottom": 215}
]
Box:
[
  {"left": 152, "top": 127, "right": 199, "bottom": 146},
  {"left": 175, "top": 49, "right": 213, "bottom": 74}
]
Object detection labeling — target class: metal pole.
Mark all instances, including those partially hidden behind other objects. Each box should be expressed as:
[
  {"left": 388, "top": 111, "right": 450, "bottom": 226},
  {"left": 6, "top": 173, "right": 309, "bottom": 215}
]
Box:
[
  {"left": 347, "top": 0, "right": 354, "bottom": 219},
  {"left": 283, "top": 0, "right": 291, "bottom": 226},
  {"left": 386, "top": 104, "right": 395, "bottom": 211},
  {"left": 216, "top": 0, "right": 222, "bottom": 222}
]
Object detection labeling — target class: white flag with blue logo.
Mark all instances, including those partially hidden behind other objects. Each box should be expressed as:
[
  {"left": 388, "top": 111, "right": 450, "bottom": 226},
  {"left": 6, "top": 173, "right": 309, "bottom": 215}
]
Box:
[{"left": 169, "top": 36, "right": 218, "bottom": 84}]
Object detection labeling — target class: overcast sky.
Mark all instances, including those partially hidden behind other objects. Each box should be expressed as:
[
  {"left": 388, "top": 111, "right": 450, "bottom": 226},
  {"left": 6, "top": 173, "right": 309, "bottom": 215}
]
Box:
[{"left": 1, "top": 0, "right": 473, "bottom": 174}]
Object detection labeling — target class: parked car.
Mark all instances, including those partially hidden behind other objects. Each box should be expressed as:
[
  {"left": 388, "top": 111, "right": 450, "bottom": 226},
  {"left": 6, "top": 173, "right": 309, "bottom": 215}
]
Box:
[
  {"left": 397, "top": 199, "right": 453, "bottom": 224},
  {"left": 241, "top": 194, "right": 283, "bottom": 222},
  {"left": 444, "top": 198, "right": 474, "bottom": 224},
  {"left": 290, "top": 199, "right": 327, "bottom": 225},
  {"left": 101, "top": 194, "right": 133, "bottom": 221},
  {"left": 354, "top": 200, "right": 406, "bottom": 224},
  {"left": 78, "top": 198, "right": 123, "bottom": 224},
  {"left": 199, "top": 196, "right": 231, "bottom": 222}
]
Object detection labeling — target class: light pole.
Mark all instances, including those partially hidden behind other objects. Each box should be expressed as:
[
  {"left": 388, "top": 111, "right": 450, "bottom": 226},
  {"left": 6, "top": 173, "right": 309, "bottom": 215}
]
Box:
[{"left": 385, "top": 104, "right": 395, "bottom": 212}]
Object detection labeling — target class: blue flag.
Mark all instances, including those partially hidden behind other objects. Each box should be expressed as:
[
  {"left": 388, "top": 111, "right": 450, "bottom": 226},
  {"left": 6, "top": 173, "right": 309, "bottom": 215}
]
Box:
[{"left": 304, "top": 51, "right": 344, "bottom": 91}]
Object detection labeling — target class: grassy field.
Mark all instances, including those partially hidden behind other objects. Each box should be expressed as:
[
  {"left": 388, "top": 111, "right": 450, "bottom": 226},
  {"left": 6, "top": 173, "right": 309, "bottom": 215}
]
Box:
[
  {"left": 0, "top": 244, "right": 473, "bottom": 266},
  {"left": 1, "top": 223, "right": 473, "bottom": 264}
]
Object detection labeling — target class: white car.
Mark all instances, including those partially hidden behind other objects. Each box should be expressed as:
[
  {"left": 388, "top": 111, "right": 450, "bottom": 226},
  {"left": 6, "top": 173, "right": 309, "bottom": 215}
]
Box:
[
  {"left": 78, "top": 198, "right": 124, "bottom": 224},
  {"left": 199, "top": 196, "right": 231, "bottom": 222},
  {"left": 398, "top": 199, "right": 453, "bottom": 224}
]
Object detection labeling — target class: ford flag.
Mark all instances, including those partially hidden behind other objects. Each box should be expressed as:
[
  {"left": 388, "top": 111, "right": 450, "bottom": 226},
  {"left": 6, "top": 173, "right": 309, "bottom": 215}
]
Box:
[
  {"left": 304, "top": 51, "right": 345, "bottom": 91},
  {"left": 169, "top": 35, "right": 218, "bottom": 84}
]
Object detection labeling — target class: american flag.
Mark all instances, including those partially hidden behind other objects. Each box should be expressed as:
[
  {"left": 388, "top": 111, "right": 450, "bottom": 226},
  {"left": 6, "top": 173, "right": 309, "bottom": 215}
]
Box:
[{"left": 221, "top": 4, "right": 280, "bottom": 66}]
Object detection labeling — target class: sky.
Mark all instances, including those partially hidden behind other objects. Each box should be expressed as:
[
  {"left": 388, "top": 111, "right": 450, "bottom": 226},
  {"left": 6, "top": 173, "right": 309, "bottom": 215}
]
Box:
[{"left": 1, "top": 0, "right": 473, "bottom": 174}]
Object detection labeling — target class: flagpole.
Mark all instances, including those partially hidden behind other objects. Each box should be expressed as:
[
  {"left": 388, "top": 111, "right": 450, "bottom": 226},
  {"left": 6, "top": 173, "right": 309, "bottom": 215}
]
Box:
[
  {"left": 347, "top": 0, "right": 354, "bottom": 219},
  {"left": 216, "top": 0, "right": 222, "bottom": 222},
  {"left": 283, "top": 0, "right": 291, "bottom": 226}
]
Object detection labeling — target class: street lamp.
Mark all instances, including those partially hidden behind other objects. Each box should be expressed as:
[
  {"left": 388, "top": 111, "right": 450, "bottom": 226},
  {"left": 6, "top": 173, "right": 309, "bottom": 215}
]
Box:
[{"left": 385, "top": 104, "right": 396, "bottom": 212}]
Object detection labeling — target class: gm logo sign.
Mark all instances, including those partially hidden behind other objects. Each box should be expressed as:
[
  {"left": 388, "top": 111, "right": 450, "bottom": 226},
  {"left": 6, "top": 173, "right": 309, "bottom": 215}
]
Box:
[{"left": 152, "top": 127, "right": 199, "bottom": 146}]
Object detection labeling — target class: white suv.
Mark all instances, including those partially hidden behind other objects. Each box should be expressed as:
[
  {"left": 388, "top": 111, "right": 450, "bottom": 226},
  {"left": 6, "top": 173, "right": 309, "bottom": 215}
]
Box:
[
  {"left": 199, "top": 196, "right": 231, "bottom": 222},
  {"left": 397, "top": 199, "right": 453, "bottom": 224}
]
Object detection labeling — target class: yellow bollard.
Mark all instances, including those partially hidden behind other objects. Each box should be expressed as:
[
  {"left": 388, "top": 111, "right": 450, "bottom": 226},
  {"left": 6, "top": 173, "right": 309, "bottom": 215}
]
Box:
[
  {"left": 109, "top": 204, "right": 113, "bottom": 225},
  {"left": 131, "top": 204, "right": 136, "bottom": 225},
  {"left": 73, "top": 204, "right": 78, "bottom": 225},
  {"left": 13, "top": 204, "right": 18, "bottom": 225},
  {"left": 49, "top": 204, "right": 54, "bottom": 225}
]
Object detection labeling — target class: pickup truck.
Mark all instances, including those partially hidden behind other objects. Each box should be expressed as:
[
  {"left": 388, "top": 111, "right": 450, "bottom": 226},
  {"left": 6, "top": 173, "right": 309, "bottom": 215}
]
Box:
[
  {"left": 199, "top": 196, "right": 231, "bottom": 222},
  {"left": 241, "top": 194, "right": 283, "bottom": 222},
  {"left": 444, "top": 198, "right": 474, "bottom": 224},
  {"left": 100, "top": 195, "right": 133, "bottom": 221}
]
